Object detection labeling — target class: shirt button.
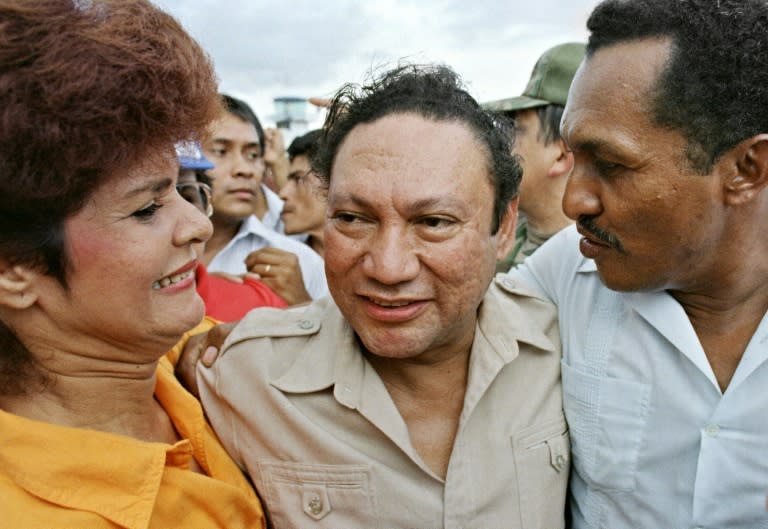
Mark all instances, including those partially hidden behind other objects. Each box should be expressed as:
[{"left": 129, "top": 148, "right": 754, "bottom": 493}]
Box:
[
  {"left": 298, "top": 319, "right": 314, "bottom": 330},
  {"left": 704, "top": 424, "right": 720, "bottom": 437},
  {"left": 307, "top": 496, "right": 323, "bottom": 515},
  {"left": 554, "top": 454, "right": 567, "bottom": 471}
]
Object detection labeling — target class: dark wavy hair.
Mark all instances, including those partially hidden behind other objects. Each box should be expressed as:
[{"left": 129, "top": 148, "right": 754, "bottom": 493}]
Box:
[
  {"left": 313, "top": 64, "right": 521, "bottom": 234},
  {"left": 587, "top": 0, "right": 768, "bottom": 172},
  {"left": 0, "top": 0, "right": 220, "bottom": 395}
]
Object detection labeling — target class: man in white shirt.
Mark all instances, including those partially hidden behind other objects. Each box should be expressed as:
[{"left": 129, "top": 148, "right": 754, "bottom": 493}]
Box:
[
  {"left": 202, "top": 94, "right": 328, "bottom": 304},
  {"left": 508, "top": 0, "right": 768, "bottom": 527}
]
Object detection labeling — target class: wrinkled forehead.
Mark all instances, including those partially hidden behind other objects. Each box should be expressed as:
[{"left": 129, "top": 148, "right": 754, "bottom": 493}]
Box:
[{"left": 562, "top": 38, "right": 671, "bottom": 145}]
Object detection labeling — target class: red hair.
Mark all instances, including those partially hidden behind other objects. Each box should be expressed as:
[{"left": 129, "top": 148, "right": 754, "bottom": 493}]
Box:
[{"left": 0, "top": 0, "right": 220, "bottom": 394}]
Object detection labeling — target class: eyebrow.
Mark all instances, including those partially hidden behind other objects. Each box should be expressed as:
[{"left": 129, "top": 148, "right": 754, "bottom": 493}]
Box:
[
  {"left": 211, "top": 137, "right": 261, "bottom": 149},
  {"left": 567, "top": 137, "right": 628, "bottom": 159},
  {"left": 123, "top": 177, "right": 174, "bottom": 199},
  {"left": 330, "top": 192, "right": 468, "bottom": 215}
]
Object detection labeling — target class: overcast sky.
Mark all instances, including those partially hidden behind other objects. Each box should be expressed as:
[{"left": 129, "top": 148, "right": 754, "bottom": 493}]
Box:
[{"left": 157, "top": 1, "right": 601, "bottom": 128}]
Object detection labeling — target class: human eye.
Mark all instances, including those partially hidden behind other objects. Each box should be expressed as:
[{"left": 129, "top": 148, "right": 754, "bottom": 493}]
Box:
[
  {"left": 208, "top": 146, "right": 226, "bottom": 157},
  {"left": 246, "top": 149, "right": 263, "bottom": 162},
  {"left": 331, "top": 211, "right": 364, "bottom": 224},
  {"left": 418, "top": 216, "right": 455, "bottom": 229},
  {"left": 593, "top": 158, "right": 623, "bottom": 177},
  {"left": 131, "top": 201, "right": 162, "bottom": 221}
]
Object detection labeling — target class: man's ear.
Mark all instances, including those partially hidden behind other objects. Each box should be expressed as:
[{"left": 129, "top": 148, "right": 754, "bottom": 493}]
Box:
[
  {"left": 494, "top": 197, "right": 519, "bottom": 261},
  {"left": 726, "top": 134, "right": 768, "bottom": 206},
  {"left": 0, "top": 262, "right": 38, "bottom": 309},
  {"left": 546, "top": 138, "right": 575, "bottom": 179}
]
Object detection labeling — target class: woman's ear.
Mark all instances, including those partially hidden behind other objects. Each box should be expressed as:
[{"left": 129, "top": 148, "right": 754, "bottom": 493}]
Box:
[{"left": 0, "top": 262, "right": 38, "bottom": 309}]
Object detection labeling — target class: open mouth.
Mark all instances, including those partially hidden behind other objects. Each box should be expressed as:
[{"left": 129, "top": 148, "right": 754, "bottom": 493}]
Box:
[
  {"left": 152, "top": 268, "right": 195, "bottom": 290},
  {"left": 367, "top": 297, "right": 413, "bottom": 307}
]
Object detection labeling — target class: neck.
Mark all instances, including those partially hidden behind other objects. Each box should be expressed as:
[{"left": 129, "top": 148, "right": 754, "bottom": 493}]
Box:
[
  {"left": 365, "top": 344, "right": 471, "bottom": 402},
  {"left": 0, "top": 355, "right": 171, "bottom": 441},
  {"left": 523, "top": 205, "right": 572, "bottom": 237},
  {"left": 670, "top": 246, "right": 768, "bottom": 391},
  {"left": 252, "top": 185, "right": 268, "bottom": 219}
]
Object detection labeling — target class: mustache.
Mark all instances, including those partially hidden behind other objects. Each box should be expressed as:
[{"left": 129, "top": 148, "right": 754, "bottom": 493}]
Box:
[{"left": 577, "top": 216, "right": 627, "bottom": 254}]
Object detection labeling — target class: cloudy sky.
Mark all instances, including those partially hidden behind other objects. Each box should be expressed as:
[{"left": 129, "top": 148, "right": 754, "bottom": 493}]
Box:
[{"left": 157, "top": 0, "right": 601, "bottom": 128}]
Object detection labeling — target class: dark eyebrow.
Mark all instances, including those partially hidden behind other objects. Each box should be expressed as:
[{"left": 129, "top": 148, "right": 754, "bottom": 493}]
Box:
[
  {"left": 211, "top": 137, "right": 261, "bottom": 149},
  {"left": 123, "top": 177, "right": 174, "bottom": 199},
  {"left": 330, "top": 192, "right": 467, "bottom": 215},
  {"left": 567, "top": 138, "right": 626, "bottom": 160}
]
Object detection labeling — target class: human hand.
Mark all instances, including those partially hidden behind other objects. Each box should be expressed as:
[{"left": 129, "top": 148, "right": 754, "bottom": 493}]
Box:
[
  {"left": 308, "top": 96, "right": 331, "bottom": 109},
  {"left": 262, "top": 128, "right": 289, "bottom": 190},
  {"left": 174, "top": 322, "right": 236, "bottom": 397},
  {"left": 244, "top": 247, "right": 311, "bottom": 305},
  {"left": 263, "top": 127, "right": 287, "bottom": 165}
]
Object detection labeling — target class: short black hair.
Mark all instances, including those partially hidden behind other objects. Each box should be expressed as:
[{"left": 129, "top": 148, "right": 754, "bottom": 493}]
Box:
[
  {"left": 587, "top": 0, "right": 768, "bottom": 172},
  {"left": 287, "top": 129, "right": 322, "bottom": 162},
  {"left": 313, "top": 64, "right": 520, "bottom": 234},
  {"left": 220, "top": 93, "right": 266, "bottom": 156},
  {"left": 507, "top": 104, "right": 565, "bottom": 146}
]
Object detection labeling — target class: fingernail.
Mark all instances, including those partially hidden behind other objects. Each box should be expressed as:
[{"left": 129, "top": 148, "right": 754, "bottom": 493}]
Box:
[{"left": 202, "top": 345, "right": 218, "bottom": 367}]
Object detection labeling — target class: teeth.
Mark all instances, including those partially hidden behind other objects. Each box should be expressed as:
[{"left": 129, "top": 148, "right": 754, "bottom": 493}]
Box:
[
  {"left": 152, "top": 269, "right": 193, "bottom": 290},
  {"left": 370, "top": 298, "right": 410, "bottom": 307}
]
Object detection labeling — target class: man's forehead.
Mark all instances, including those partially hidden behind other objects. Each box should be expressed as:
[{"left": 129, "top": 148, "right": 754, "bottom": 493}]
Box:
[
  {"left": 209, "top": 113, "right": 260, "bottom": 144},
  {"left": 562, "top": 38, "right": 671, "bottom": 144}
]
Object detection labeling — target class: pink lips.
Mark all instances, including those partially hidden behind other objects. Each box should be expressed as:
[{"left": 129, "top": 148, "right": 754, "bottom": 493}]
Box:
[
  {"left": 361, "top": 296, "right": 428, "bottom": 322},
  {"left": 153, "top": 259, "right": 198, "bottom": 292},
  {"left": 229, "top": 188, "right": 255, "bottom": 201}
]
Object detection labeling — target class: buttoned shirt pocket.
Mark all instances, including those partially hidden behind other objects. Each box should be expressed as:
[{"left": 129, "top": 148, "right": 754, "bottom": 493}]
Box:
[
  {"left": 257, "top": 460, "right": 377, "bottom": 529},
  {"left": 512, "top": 417, "right": 570, "bottom": 529},
  {"left": 562, "top": 361, "right": 651, "bottom": 492}
]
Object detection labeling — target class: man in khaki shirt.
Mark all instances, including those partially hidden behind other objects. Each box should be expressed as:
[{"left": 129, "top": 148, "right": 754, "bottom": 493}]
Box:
[{"left": 197, "top": 64, "right": 568, "bottom": 529}]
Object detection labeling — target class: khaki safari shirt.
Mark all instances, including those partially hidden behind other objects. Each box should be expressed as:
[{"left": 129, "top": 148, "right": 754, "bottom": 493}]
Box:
[{"left": 198, "top": 275, "right": 568, "bottom": 529}]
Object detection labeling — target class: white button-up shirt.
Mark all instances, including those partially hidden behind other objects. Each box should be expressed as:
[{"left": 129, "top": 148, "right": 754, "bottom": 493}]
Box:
[
  {"left": 508, "top": 225, "right": 768, "bottom": 529},
  {"left": 207, "top": 213, "right": 328, "bottom": 300}
]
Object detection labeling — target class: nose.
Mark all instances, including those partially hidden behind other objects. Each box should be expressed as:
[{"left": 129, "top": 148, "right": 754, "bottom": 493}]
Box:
[
  {"left": 175, "top": 196, "right": 213, "bottom": 247},
  {"left": 278, "top": 179, "right": 296, "bottom": 202},
  {"left": 233, "top": 154, "right": 263, "bottom": 180},
  {"left": 562, "top": 158, "right": 603, "bottom": 221},
  {"left": 361, "top": 225, "right": 420, "bottom": 285}
]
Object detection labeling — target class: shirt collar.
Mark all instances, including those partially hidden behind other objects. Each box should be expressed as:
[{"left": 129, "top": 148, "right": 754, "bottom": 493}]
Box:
[{"left": 271, "top": 279, "right": 557, "bottom": 400}]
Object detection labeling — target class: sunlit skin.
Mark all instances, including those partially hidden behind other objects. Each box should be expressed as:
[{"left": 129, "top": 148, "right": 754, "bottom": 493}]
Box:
[
  {"left": 202, "top": 112, "right": 267, "bottom": 264},
  {"left": 561, "top": 38, "right": 728, "bottom": 294},
  {"left": 513, "top": 108, "right": 572, "bottom": 234},
  {"left": 29, "top": 152, "right": 212, "bottom": 363},
  {"left": 324, "top": 112, "right": 515, "bottom": 366},
  {"left": 562, "top": 38, "right": 768, "bottom": 390},
  {"left": 0, "top": 150, "right": 212, "bottom": 440},
  {"left": 279, "top": 153, "right": 326, "bottom": 256}
]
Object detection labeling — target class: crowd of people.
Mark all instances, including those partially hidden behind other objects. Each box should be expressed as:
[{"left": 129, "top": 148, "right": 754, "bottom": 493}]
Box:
[{"left": 0, "top": 0, "right": 766, "bottom": 528}]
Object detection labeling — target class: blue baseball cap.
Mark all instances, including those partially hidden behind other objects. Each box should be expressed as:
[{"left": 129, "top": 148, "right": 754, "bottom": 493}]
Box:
[{"left": 175, "top": 140, "right": 214, "bottom": 170}]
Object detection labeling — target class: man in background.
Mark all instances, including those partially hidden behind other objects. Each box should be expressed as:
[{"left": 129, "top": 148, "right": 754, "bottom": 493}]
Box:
[
  {"left": 202, "top": 95, "right": 328, "bottom": 304},
  {"left": 484, "top": 42, "right": 585, "bottom": 271},
  {"left": 279, "top": 129, "right": 326, "bottom": 257}
]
